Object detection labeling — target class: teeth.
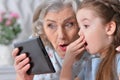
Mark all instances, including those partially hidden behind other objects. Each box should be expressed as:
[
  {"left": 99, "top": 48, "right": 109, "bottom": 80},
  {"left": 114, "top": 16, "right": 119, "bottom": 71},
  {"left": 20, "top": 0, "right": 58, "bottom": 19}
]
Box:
[{"left": 61, "top": 45, "right": 66, "bottom": 47}]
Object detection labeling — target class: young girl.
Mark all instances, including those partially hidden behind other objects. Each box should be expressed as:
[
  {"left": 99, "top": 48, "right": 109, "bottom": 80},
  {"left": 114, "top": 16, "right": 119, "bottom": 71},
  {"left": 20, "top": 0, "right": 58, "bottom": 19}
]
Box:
[{"left": 60, "top": 0, "right": 120, "bottom": 80}]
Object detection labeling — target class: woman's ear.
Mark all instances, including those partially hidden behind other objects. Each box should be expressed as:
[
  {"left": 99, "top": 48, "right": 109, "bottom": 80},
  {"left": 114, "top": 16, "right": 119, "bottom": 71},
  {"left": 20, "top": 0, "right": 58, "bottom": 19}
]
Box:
[{"left": 105, "top": 21, "right": 116, "bottom": 35}]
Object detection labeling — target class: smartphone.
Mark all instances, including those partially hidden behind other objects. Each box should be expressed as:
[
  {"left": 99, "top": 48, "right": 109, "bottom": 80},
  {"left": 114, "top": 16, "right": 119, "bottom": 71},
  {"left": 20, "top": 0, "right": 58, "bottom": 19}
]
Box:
[{"left": 14, "top": 36, "right": 55, "bottom": 74}]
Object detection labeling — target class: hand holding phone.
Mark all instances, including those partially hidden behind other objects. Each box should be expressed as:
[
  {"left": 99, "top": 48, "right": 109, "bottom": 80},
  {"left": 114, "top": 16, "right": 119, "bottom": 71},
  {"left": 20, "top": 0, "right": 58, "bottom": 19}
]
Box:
[{"left": 14, "top": 37, "right": 55, "bottom": 75}]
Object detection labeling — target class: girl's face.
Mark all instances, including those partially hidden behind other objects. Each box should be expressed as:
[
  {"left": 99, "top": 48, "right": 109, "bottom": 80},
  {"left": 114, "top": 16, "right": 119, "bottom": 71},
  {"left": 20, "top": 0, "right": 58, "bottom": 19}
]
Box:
[
  {"left": 76, "top": 8, "right": 111, "bottom": 55},
  {"left": 43, "top": 7, "right": 79, "bottom": 58}
]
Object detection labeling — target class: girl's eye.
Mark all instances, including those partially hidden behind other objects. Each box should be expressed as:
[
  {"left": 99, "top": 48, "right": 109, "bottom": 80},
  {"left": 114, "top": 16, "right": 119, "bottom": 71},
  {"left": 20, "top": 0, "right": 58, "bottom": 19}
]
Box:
[
  {"left": 47, "top": 23, "right": 57, "bottom": 29},
  {"left": 84, "top": 25, "right": 89, "bottom": 28}
]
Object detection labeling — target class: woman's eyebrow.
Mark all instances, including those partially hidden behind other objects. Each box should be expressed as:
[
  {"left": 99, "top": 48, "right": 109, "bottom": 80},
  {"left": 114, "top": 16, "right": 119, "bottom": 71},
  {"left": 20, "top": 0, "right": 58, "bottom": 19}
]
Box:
[
  {"left": 45, "top": 16, "right": 76, "bottom": 24},
  {"left": 63, "top": 16, "right": 76, "bottom": 22},
  {"left": 46, "top": 19, "right": 56, "bottom": 23}
]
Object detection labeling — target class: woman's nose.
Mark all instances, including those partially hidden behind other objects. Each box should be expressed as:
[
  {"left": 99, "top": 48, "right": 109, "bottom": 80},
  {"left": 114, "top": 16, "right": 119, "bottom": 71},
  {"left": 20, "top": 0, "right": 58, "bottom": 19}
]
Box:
[{"left": 57, "top": 28, "right": 65, "bottom": 40}]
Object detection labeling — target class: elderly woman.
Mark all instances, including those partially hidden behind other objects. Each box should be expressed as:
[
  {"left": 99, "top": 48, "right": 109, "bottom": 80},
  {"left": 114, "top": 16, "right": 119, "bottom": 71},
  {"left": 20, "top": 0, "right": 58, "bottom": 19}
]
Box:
[{"left": 12, "top": 0, "right": 84, "bottom": 80}]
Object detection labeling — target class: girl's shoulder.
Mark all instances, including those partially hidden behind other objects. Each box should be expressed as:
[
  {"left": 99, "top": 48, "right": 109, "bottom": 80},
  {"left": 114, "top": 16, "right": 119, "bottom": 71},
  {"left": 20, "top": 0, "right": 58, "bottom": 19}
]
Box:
[
  {"left": 116, "top": 53, "right": 120, "bottom": 76},
  {"left": 116, "top": 53, "right": 120, "bottom": 63}
]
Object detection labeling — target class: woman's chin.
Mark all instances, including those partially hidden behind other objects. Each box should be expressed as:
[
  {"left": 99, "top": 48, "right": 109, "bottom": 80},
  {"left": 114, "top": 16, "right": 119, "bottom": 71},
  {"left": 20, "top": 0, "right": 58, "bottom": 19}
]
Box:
[{"left": 57, "top": 50, "right": 65, "bottom": 58}]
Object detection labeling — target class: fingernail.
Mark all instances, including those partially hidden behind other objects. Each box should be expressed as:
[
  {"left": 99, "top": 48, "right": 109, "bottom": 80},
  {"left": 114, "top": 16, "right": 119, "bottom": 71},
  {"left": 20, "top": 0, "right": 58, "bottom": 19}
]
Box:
[
  {"left": 15, "top": 48, "right": 18, "bottom": 51},
  {"left": 116, "top": 47, "right": 120, "bottom": 51}
]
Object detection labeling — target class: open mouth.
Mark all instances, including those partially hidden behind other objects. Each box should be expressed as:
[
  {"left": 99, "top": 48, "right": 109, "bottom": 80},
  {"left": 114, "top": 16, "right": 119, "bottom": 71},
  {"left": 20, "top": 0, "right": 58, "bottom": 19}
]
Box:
[
  {"left": 84, "top": 42, "right": 88, "bottom": 47},
  {"left": 59, "top": 44, "right": 68, "bottom": 51}
]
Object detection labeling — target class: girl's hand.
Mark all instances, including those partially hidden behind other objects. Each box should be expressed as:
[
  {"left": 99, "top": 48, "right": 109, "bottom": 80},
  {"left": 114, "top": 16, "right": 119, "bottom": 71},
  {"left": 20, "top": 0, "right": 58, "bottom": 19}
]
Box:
[
  {"left": 12, "top": 48, "right": 34, "bottom": 80},
  {"left": 60, "top": 35, "right": 85, "bottom": 80},
  {"left": 116, "top": 46, "right": 120, "bottom": 52},
  {"left": 64, "top": 35, "right": 86, "bottom": 66}
]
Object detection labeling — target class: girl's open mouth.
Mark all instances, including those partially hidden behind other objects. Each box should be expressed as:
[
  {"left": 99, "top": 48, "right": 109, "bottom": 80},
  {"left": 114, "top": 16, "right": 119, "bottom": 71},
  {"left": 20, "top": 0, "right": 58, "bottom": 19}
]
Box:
[{"left": 84, "top": 42, "right": 88, "bottom": 47}]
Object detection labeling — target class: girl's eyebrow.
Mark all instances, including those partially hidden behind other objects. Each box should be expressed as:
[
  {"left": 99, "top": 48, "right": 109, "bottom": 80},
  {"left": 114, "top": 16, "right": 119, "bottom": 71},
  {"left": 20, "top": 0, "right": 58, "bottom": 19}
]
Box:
[{"left": 81, "top": 18, "right": 89, "bottom": 22}]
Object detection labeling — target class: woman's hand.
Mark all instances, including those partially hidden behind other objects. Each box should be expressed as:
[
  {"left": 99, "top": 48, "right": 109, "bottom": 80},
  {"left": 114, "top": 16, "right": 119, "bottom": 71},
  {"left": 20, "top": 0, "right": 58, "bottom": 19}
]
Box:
[{"left": 12, "top": 48, "right": 34, "bottom": 80}]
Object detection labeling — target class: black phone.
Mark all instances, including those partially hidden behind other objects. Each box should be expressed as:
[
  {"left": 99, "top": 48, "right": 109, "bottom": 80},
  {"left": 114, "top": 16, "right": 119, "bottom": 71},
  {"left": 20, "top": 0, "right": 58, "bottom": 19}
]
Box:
[{"left": 14, "top": 36, "right": 55, "bottom": 75}]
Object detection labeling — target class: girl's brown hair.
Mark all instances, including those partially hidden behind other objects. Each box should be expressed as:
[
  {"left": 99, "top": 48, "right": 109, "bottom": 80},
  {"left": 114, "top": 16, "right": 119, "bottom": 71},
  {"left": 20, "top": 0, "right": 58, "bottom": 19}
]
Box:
[{"left": 78, "top": 0, "right": 120, "bottom": 80}]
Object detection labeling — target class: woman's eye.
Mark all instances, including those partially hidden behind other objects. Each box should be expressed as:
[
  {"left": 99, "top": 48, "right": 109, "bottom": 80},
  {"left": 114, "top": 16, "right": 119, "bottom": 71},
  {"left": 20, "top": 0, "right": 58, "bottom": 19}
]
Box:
[
  {"left": 65, "top": 22, "right": 74, "bottom": 28},
  {"left": 47, "top": 23, "right": 57, "bottom": 29}
]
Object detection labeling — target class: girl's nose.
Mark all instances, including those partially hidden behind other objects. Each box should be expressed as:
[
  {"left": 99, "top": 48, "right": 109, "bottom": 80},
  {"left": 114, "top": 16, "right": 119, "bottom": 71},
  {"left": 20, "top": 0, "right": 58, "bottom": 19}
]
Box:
[
  {"left": 78, "top": 29, "right": 84, "bottom": 37},
  {"left": 78, "top": 29, "right": 81, "bottom": 36}
]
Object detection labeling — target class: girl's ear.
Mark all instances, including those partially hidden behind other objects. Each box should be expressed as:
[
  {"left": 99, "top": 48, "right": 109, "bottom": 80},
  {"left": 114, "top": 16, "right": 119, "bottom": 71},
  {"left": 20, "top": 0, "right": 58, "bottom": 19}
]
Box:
[{"left": 105, "top": 21, "right": 116, "bottom": 35}]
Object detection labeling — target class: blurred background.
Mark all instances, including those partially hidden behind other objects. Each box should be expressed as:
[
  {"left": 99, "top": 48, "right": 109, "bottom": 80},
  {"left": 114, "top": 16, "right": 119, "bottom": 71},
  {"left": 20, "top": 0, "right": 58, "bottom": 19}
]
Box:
[{"left": 0, "top": 0, "right": 41, "bottom": 79}]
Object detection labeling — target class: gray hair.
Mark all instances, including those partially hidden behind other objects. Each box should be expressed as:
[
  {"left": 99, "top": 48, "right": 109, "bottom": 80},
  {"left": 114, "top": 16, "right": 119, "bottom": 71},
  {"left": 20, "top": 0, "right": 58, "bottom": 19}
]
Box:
[{"left": 32, "top": 0, "right": 80, "bottom": 46}]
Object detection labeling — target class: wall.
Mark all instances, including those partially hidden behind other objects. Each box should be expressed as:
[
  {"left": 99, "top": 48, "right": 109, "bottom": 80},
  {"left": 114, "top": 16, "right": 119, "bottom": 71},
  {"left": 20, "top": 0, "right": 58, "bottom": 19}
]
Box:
[{"left": 0, "top": 0, "right": 41, "bottom": 79}]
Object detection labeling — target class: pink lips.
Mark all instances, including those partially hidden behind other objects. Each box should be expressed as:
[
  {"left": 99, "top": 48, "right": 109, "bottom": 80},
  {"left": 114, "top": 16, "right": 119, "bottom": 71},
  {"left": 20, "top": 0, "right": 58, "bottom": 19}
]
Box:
[{"left": 59, "top": 44, "right": 68, "bottom": 51}]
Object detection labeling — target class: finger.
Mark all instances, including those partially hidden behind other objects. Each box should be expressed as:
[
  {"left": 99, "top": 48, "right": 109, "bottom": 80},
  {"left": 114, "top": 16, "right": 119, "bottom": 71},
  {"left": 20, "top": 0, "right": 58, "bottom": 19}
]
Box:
[
  {"left": 66, "top": 47, "right": 85, "bottom": 61},
  {"left": 21, "top": 63, "right": 30, "bottom": 73},
  {"left": 66, "top": 46, "right": 85, "bottom": 57},
  {"left": 17, "top": 57, "right": 30, "bottom": 70},
  {"left": 116, "top": 46, "right": 120, "bottom": 51},
  {"left": 16, "top": 63, "right": 30, "bottom": 75},
  {"left": 15, "top": 54, "right": 27, "bottom": 65},
  {"left": 70, "top": 35, "right": 84, "bottom": 47},
  {"left": 74, "top": 47, "right": 85, "bottom": 56},
  {"left": 12, "top": 48, "right": 19, "bottom": 58},
  {"left": 67, "top": 39, "right": 85, "bottom": 53},
  {"left": 73, "top": 40, "right": 86, "bottom": 52}
]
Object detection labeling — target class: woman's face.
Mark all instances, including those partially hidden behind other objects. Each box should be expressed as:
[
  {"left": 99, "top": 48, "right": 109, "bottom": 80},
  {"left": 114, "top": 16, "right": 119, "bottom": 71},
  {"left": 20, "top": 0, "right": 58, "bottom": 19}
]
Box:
[
  {"left": 43, "top": 7, "right": 79, "bottom": 58},
  {"left": 76, "top": 8, "right": 110, "bottom": 55}
]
